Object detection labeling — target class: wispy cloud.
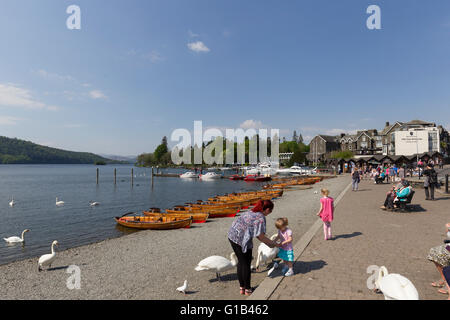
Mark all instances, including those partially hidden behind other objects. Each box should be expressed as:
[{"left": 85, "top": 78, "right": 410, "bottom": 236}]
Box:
[
  {"left": 0, "top": 115, "right": 23, "bottom": 125},
  {"left": 35, "top": 69, "right": 75, "bottom": 82},
  {"left": 0, "top": 83, "right": 60, "bottom": 111},
  {"left": 63, "top": 123, "right": 84, "bottom": 128},
  {"left": 142, "top": 50, "right": 164, "bottom": 63},
  {"left": 187, "top": 41, "right": 210, "bottom": 53},
  {"left": 239, "top": 119, "right": 265, "bottom": 130},
  {"left": 188, "top": 30, "right": 200, "bottom": 38},
  {"left": 89, "top": 90, "right": 107, "bottom": 100}
]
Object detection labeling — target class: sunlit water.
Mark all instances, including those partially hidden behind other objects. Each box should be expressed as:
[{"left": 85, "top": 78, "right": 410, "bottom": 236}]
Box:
[{"left": 0, "top": 165, "right": 265, "bottom": 265}]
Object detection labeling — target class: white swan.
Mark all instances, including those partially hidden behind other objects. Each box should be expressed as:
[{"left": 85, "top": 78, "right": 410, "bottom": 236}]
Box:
[
  {"left": 89, "top": 201, "right": 100, "bottom": 206},
  {"left": 267, "top": 262, "right": 279, "bottom": 276},
  {"left": 3, "top": 229, "right": 30, "bottom": 244},
  {"left": 176, "top": 280, "right": 188, "bottom": 294},
  {"left": 374, "top": 266, "right": 419, "bottom": 300},
  {"left": 38, "top": 240, "right": 59, "bottom": 271},
  {"left": 253, "top": 234, "right": 279, "bottom": 270},
  {"left": 9, "top": 196, "right": 15, "bottom": 207},
  {"left": 56, "top": 197, "right": 65, "bottom": 206},
  {"left": 195, "top": 253, "right": 238, "bottom": 281}
]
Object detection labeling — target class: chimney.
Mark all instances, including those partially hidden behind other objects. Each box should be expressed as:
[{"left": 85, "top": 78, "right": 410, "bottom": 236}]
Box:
[
  {"left": 385, "top": 121, "right": 390, "bottom": 127},
  {"left": 340, "top": 133, "right": 345, "bottom": 138}
]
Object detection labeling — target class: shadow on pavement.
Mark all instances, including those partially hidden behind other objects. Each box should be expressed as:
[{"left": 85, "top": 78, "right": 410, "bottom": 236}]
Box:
[
  {"left": 293, "top": 260, "right": 327, "bottom": 275},
  {"left": 331, "top": 232, "right": 362, "bottom": 240}
]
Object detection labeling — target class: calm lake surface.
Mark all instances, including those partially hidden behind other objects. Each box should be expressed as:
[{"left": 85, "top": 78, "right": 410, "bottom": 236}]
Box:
[{"left": 0, "top": 165, "right": 265, "bottom": 265}]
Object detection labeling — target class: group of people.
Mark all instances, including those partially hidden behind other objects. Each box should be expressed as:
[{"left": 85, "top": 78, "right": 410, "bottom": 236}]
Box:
[{"left": 227, "top": 189, "right": 334, "bottom": 296}]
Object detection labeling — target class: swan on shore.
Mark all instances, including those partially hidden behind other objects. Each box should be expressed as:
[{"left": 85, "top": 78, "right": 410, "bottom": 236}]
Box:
[
  {"left": 252, "top": 234, "right": 279, "bottom": 270},
  {"left": 176, "top": 280, "right": 188, "bottom": 294},
  {"left": 9, "top": 197, "right": 15, "bottom": 207},
  {"left": 195, "top": 253, "right": 238, "bottom": 281},
  {"left": 374, "top": 266, "right": 419, "bottom": 300},
  {"left": 3, "top": 229, "right": 30, "bottom": 244},
  {"left": 56, "top": 198, "right": 65, "bottom": 206},
  {"left": 38, "top": 240, "right": 59, "bottom": 271}
]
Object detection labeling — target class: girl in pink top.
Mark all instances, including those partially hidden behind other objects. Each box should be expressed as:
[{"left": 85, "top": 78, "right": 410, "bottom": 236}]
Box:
[{"left": 317, "top": 189, "right": 334, "bottom": 240}]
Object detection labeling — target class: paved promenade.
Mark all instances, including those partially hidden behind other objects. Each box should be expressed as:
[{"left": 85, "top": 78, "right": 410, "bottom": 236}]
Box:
[{"left": 255, "top": 178, "right": 450, "bottom": 300}]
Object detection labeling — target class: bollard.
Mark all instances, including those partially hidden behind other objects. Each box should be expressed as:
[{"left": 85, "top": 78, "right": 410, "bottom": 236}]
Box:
[
  {"left": 96, "top": 168, "right": 99, "bottom": 184},
  {"left": 443, "top": 173, "right": 447, "bottom": 191},
  {"left": 114, "top": 168, "right": 117, "bottom": 185}
]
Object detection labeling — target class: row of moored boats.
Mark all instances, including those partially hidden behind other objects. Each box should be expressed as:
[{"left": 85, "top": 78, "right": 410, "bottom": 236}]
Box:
[{"left": 114, "top": 176, "right": 323, "bottom": 230}]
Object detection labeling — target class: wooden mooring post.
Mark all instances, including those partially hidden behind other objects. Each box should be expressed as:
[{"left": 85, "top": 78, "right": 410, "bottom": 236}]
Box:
[
  {"left": 151, "top": 167, "right": 154, "bottom": 185},
  {"left": 446, "top": 174, "right": 449, "bottom": 194},
  {"left": 114, "top": 168, "right": 117, "bottom": 185},
  {"left": 131, "top": 168, "right": 134, "bottom": 186},
  {"left": 96, "top": 168, "right": 99, "bottom": 184}
]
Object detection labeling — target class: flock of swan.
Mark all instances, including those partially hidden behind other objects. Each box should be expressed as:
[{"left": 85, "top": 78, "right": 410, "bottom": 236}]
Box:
[
  {"left": 8, "top": 196, "right": 100, "bottom": 207},
  {"left": 4, "top": 197, "right": 100, "bottom": 271}
]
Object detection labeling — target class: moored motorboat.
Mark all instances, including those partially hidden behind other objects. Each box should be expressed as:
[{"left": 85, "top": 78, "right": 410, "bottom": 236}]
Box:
[
  {"left": 229, "top": 175, "right": 245, "bottom": 180},
  {"left": 199, "top": 172, "right": 222, "bottom": 180},
  {"left": 180, "top": 171, "right": 199, "bottom": 178}
]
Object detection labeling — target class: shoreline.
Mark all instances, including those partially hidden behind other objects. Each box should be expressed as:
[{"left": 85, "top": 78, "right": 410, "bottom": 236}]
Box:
[{"left": 0, "top": 175, "right": 350, "bottom": 300}]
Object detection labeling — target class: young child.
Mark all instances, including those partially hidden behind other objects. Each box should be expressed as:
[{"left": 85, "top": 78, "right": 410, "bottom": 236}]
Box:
[
  {"left": 275, "top": 218, "right": 294, "bottom": 277},
  {"left": 317, "top": 189, "right": 334, "bottom": 240}
]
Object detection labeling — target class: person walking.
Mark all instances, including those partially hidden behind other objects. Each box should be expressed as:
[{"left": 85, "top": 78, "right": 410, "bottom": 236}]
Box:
[
  {"left": 228, "top": 200, "right": 280, "bottom": 296},
  {"left": 317, "top": 189, "right": 334, "bottom": 240},
  {"left": 423, "top": 164, "right": 438, "bottom": 201},
  {"left": 351, "top": 167, "right": 360, "bottom": 191}
]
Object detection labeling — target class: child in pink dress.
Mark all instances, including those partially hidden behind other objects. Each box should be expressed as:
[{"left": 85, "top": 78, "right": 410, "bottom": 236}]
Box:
[{"left": 317, "top": 189, "right": 334, "bottom": 240}]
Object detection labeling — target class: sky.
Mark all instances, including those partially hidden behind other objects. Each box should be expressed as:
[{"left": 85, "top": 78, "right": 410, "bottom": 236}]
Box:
[{"left": 0, "top": 0, "right": 450, "bottom": 156}]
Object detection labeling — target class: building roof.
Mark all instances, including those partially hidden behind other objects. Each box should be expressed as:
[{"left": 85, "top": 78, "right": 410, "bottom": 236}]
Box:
[{"left": 317, "top": 135, "right": 339, "bottom": 143}]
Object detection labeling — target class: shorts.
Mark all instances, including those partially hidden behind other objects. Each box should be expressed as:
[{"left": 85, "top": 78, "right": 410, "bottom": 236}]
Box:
[{"left": 278, "top": 248, "right": 294, "bottom": 262}]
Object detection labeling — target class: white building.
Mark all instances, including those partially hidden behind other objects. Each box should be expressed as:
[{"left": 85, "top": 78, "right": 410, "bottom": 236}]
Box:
[{"left": 394, "top": 121, "right": 440, "bottom": 156}]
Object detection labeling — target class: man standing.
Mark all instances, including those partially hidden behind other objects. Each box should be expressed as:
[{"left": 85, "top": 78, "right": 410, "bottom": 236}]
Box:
[{"left": 423, "top": 164, "right": 438, "bottom": 201}]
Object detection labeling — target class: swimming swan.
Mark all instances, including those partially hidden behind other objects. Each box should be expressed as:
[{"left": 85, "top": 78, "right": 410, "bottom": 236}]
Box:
[
  {"left": 56, "top": 198, "right": 65, "bottom": 206},
  {"left": 3, "top": 229, "right": 30, "bottom": 244},
  {"left": 9, "top": 197, "right": 15, "bottom": 207},
  {"left": 195, "top": 253, "right": 238, "bottom": 281},
  {"left": 38, "top": 240, "right": 59, "bottom": 271},
  {"left": 89, "top": 201, "right": 100, "bottom": 206},
  {"left": 375, "top": 266, "right": 419, "bottom": 300}
]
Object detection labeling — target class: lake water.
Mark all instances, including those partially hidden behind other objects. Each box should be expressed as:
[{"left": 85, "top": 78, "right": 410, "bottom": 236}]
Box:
[{"left": 0, "top": 165, "right": 265, "bottom": 265}]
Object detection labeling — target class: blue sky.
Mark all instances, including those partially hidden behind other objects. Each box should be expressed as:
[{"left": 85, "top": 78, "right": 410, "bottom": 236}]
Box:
[{"left": 0, "top": 0, "right": 450, "bottom": 155}]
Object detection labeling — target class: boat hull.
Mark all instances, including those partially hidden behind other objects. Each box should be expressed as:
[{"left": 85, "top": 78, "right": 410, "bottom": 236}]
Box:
[{"left": 114, "top": 216, "right": 193, "bottom": 230}]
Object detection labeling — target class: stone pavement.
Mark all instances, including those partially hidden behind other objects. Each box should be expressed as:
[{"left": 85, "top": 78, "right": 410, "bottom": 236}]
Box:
[{"left": 264, "top": 178, "right": 450, "bottom": 300}]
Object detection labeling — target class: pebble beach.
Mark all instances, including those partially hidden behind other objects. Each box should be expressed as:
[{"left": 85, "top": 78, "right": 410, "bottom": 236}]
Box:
[{"left": 0, "top": 175, "right": 350, "bottom": 300}]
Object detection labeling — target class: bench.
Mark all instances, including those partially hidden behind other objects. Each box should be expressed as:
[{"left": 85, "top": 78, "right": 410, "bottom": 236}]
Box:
[{"left": 394, "top": 190, "right": 415, "bottom": 212}]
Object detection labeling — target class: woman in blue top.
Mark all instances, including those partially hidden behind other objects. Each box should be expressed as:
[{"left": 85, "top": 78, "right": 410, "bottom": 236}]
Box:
[{"left": 228, "top": 200, "right": 280, "bottom": 296}]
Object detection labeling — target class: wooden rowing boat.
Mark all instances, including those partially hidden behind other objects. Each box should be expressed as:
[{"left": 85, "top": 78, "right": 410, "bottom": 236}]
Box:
[
  {"left": 143, "top": 210, "right": 209, "bottom": 223},
  {"left": 115, "top": 212, "right": 192, "bottom": 230},
  {"left": 167, "top": 206, "right": 238, "bottom": 218}
]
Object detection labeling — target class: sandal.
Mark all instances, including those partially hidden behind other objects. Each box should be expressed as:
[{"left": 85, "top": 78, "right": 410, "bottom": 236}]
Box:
[
  {"left": 239, "top": 287, "right": 245, "bottom": 295},
  {"left": 431, "top": 281, "right": 444, "bottom": 288},
  {"left": 438, "top": 288, "right": 448, "bottom": 295},
  {"left": 244, "top": 289, "right": 253, "bottom": 296}
]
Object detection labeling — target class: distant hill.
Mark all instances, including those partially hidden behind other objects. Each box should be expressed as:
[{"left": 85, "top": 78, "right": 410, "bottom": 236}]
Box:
[
  {"left": 98, "top": 154, "right": 137, "bottom": 163},
  {"left": 0, "top": 136, "right": 121, "bottom": 164}
]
